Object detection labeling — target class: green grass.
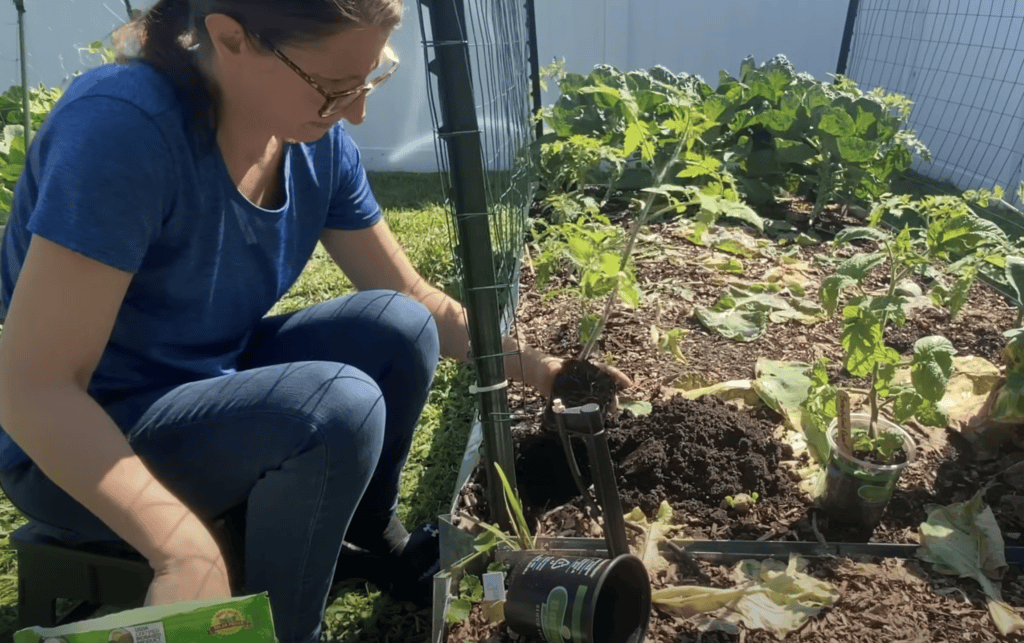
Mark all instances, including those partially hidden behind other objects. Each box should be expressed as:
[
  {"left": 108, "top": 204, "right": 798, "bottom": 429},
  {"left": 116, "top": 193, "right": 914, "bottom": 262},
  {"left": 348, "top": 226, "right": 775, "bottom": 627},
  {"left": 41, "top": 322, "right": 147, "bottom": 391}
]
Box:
[{"left": 0, "top": 172, "right": 476, "bottom": 643}]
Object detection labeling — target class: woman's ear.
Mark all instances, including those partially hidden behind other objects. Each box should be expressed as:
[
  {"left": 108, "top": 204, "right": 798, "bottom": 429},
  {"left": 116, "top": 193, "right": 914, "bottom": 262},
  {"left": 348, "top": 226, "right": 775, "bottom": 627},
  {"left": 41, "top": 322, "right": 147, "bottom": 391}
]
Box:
[{"left": 204, "top": 13, "right": 249, "bottom": 57}]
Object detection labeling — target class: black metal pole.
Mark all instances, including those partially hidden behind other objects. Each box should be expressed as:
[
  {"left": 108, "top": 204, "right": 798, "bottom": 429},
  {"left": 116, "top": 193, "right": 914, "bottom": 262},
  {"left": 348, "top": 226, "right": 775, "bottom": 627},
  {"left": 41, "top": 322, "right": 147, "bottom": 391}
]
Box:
[
  {"left": 523, "top": 0, "right": 543, "bottom": 143},
  {"left": 836, "top": 0, "right": 861, "bottom": 77},
  {"left": 419, "top": 0, "right": 517, "bottom": 529},
  {"left": 123, "top": 0, "right": 134, "bottom": 19},
  {"left": 12, "top": 0, "right": 30, "bottom": 151}
]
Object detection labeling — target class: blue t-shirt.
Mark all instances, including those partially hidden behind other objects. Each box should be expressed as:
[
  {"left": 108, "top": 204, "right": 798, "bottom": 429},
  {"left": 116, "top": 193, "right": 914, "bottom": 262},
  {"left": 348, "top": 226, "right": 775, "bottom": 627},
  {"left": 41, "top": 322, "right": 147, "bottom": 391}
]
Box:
[{"left": 0, "top": 62, "right": 383, "bottom": 470}]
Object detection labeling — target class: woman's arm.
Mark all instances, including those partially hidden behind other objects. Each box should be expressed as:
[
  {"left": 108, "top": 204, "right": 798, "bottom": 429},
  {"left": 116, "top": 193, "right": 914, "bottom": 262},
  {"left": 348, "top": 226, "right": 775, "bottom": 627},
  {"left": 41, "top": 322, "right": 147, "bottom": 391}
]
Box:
[
  {"left": 0, "top": 236, "right": 229, "bottom": 602},
  {"left": 320, "top": 221, "right": 630, "bottom": 397}
]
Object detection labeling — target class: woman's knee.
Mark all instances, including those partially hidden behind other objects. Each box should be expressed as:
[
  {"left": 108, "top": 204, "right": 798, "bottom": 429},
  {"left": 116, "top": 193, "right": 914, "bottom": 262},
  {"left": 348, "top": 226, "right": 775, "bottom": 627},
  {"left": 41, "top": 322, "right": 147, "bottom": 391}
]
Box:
[
  {"left": 284, "top": 362, "right": 387, "bottom": 465},
  {"left": 362, "top": 290, "right": 440, "bottom": 377}
]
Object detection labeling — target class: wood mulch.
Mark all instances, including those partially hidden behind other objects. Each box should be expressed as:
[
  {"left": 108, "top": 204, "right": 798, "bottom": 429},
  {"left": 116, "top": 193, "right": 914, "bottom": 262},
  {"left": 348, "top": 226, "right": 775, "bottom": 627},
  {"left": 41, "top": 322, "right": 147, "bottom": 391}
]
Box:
[{"left": 446, "top": 196, "right": 1024, "bottom": 643}]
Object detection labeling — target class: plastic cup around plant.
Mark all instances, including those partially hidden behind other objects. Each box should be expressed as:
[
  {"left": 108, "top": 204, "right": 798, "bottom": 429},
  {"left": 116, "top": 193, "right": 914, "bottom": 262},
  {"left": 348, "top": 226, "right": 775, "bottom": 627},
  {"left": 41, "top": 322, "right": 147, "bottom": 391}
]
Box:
[{"left": 822, "top": 413, "right": 917, "bottom": 529}]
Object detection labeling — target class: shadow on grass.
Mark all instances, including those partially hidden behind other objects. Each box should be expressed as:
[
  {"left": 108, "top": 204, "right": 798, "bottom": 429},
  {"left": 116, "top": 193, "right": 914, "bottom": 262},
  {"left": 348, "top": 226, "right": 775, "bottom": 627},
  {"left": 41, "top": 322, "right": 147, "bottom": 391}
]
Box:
[{"left": 0, "top": 603, "right": 19, "bottom": 643}]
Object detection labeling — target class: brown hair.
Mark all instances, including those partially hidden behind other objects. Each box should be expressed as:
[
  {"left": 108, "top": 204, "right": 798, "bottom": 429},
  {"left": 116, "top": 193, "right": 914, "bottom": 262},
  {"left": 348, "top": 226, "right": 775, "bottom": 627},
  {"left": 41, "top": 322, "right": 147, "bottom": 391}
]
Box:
[{"left": 113, "top": 0, "right": 404, "bottom": 133}]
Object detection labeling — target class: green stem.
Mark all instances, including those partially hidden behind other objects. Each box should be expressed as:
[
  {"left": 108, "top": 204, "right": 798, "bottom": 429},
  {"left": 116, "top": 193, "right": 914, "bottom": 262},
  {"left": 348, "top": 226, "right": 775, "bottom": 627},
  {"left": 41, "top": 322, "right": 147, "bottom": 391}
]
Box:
[
  {"left": 811, "top": 162, "right": 832, "bottom": 221},
  {"left": 578, "top": 131, "right": 688, "bottom": 362},
  {"left": 869, "top": 239, "right": 902, "bottom": 438}
]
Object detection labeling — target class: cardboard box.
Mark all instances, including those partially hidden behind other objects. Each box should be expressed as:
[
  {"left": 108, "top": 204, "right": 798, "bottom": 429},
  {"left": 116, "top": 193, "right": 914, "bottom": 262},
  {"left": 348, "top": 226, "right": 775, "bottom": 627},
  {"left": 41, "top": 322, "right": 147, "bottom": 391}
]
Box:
[{"left": 14, "top": 594, "right": 277, "bottom": 643}]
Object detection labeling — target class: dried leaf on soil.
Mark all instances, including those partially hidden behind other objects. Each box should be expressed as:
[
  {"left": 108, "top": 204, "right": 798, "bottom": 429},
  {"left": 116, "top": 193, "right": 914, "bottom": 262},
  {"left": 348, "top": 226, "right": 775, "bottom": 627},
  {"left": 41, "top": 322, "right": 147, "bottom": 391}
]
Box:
[
  {"left": 651, "top": 554, "right": 839, "bottom": 636},
  {"left": 918, "top": 489, "right": 1024, "bottom": 635}
]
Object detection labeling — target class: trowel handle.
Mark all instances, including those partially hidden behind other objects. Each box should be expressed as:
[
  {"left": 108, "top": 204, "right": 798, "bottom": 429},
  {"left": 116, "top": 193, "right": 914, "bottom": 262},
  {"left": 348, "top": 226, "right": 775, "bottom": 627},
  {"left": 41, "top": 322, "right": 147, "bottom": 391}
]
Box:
[{"left": 554, "top": 402, "right": 630, "bottom": 558}]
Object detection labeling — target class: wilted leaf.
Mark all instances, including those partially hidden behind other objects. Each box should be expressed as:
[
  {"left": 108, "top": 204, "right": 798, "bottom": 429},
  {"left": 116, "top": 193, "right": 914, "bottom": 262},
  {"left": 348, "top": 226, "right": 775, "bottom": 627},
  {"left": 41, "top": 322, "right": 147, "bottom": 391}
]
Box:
[
  {"left": 663, "top": 377, "right": 762, "bottom": 407},
  {"left": 702, "top": 255, "right": 745, "bottom": 274},
  {"left": 763, "top": 260, "right": 814, "bottom": 290},
  {"left": 714, "top": 238, "right": 760, "bottom": 258},
  {"left": 918, "top": 490, "right": 1024, "bottom": 635},
  {"left": 625, "top": 502, "right": 679, "bottom": 575},
  {"left": 652, "top": 554, "right": 839, "bottom": 636},
  {"left": 695, "top": 304, "right": 769, "bottom": 341},
  {"left": 753, "top": 359, "right": 811, "bottom": 420},
  {"left": 620, "top": 398, "right": 653, "bottom": 417}
]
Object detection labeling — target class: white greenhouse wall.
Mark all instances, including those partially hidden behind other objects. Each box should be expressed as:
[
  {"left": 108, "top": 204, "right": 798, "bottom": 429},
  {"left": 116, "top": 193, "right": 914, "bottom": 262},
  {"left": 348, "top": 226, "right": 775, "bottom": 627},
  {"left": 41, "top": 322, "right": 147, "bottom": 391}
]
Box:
[
  {"left": 1, "top": 0, "right": 849, "bottom": 173},
  {"left": 533, "top": 0, "right": 849, "bottom": 108}
]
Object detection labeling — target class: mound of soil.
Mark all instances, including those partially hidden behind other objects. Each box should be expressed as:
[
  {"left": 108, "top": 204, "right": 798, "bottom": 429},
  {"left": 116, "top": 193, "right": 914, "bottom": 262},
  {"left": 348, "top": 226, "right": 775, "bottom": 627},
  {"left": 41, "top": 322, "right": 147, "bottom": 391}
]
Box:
[
  {"left": 605, "top": 395, "right": 795, "bottom": 522},
  {"left": 511, "top": 395, "right": 803, "bottom": 541}
]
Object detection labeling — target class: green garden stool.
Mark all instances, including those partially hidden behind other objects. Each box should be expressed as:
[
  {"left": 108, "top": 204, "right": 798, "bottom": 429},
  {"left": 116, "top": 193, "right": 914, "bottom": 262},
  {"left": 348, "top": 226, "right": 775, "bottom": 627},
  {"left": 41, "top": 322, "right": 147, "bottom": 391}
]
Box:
[
  {"left": 9, "top": 520, "right": 152, "bottom": 629},
  {"left": 9, "top": 506, "right": 246, "bottom": 630}
]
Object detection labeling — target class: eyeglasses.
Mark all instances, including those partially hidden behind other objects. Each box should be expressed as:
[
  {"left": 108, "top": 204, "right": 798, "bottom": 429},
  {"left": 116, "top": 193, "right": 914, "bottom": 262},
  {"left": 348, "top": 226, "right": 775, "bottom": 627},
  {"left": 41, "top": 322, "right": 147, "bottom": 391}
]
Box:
[{"left": 272, "top": 44, "right": 399, "bottom": 119}]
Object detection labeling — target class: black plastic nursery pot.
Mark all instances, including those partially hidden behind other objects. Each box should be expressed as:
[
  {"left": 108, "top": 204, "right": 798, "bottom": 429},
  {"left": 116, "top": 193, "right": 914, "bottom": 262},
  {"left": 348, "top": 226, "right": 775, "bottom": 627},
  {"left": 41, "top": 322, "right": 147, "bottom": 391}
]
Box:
[
  {"left": 821, "top": 413, "right": 917, "bottom": 530},
  {"left": 504, "top": 552, "right": 651, "bottom": 643}
]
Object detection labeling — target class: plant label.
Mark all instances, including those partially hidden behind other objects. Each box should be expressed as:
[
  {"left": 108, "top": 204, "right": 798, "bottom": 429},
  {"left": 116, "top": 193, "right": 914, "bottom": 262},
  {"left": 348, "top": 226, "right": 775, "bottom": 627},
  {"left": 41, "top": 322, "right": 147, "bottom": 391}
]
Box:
[{"left": 483, "top": 571, "right": 508, "bottom": 602}]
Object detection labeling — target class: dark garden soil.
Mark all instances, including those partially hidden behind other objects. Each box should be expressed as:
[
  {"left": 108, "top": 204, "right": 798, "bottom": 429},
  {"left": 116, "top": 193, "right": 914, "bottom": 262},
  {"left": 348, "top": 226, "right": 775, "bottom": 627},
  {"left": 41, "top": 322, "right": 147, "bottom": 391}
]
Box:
[{"left": 447, "top": 195, "right": 1024, "bottom": 643}]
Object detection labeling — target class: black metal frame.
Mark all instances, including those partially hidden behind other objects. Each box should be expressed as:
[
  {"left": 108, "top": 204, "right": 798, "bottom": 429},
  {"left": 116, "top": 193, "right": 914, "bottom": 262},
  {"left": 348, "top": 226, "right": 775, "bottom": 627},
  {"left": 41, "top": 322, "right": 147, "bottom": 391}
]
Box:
[
  {"left": 416, "top": 0, "right": 542, "bottom": 528},
  {"left": 836, "top": 0, "right": 861, "bottom": 77}
]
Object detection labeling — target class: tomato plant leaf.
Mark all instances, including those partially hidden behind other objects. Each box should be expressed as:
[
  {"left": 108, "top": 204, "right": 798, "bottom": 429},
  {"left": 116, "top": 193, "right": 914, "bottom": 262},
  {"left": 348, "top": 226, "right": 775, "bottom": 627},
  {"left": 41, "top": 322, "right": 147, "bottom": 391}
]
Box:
[
  {"left": 842, "top": 303, "right": 884, "bottom": 377},
  {"left": 837, "top": 252, "right": 886, "bottom": 281},
  {"left": 1006, "top": 256, "right": 1024, "bottom": 311},
  {"left": 833, "top": 226, "right": 889, "bottom": 247},
  {"left": 619, "top": 279, "right": 642, "bottom": 308},
  {"left": 912, "top": 336, "right": 957, "bottom": 403},
  {"left": 875, "top": 361, "right": 897, "bottom": 398},
  {"left": 820, "top": 275, "right": 855, "bottom": 315}
]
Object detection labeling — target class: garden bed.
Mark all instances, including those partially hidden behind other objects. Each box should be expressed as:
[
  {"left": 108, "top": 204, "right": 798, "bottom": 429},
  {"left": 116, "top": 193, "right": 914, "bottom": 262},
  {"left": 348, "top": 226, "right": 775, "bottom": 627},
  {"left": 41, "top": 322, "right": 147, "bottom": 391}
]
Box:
[{"left": 445, "top": 196, "right": 1024, "bottom": 642}]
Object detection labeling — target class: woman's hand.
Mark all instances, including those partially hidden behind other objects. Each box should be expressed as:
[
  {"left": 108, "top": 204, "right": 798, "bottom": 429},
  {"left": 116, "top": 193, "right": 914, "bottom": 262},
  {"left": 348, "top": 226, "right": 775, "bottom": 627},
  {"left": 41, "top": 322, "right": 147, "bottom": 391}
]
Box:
[
  {"left": 529, "top": 353, "right": 633, "bottom": 399},
  {"left": 506, "top": 336, "right": 633, "bottom": 399}
]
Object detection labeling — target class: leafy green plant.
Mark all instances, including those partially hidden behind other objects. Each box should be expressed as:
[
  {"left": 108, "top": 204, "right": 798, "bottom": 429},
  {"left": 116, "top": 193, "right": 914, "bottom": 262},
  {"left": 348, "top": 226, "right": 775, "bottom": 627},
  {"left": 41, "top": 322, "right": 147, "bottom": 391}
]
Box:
[
  {"left": 723, "top": 492, "right": 759, "bottom": 514},
  {"left": 0, "top": 83, "right": 63, "bottom": 131},
  {"left": 446, "top": 564, "right": 508, "bottom": 626},
  {"left": 804, "top": 191, "right": 1008, "bottom": 449},
  {"left": 0, "top": 126, "right": 27, "bottom": 222},
  {"left": 712, "top": 56, "right": 930, "bottom": 218},
  {"left": 531, "top": 214, "right": 640, "bottom": 347},
  {"left": 451, "top": 463, "right": 535, "bottom": 574},
  {"left": 538, "top": 56, "right": 929, "bottom": 221},
  {"left": 0, "top": 83, "right": 65, "bottom": 222}
]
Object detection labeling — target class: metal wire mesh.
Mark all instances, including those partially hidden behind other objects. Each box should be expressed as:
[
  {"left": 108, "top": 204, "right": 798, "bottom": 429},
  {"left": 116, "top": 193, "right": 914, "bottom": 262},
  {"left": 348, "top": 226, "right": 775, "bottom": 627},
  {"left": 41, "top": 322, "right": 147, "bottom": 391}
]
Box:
[
  {"left": 843, "top": 0, "right": 1024, "bottom": 222},
  {"left": 416, "top": 0, "right": 535, "bottom": 325},
  {"left": 414, "top": 0, "right": 538, "bottom": 521}
]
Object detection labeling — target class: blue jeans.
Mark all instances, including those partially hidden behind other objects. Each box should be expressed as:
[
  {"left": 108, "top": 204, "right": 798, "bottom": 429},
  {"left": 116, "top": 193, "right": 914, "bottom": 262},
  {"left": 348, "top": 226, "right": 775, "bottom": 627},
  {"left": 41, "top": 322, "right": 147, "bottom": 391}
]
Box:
[{"left": 0, "top": 290, "right": 440, "bottom": 643}]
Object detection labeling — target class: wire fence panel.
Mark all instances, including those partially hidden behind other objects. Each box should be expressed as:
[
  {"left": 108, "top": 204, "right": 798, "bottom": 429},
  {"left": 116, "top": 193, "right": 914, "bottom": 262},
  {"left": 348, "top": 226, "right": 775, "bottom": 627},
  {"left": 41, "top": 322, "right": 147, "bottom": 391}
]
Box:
[
  {"left": 415, "top": 0, "right": 538, "bottom": 523},
  {"left": 416, "top": 0, "right": 536, "bottom": 326},
  {"left": 844, "top": 0, "right": 1024, "bottom": 210}
]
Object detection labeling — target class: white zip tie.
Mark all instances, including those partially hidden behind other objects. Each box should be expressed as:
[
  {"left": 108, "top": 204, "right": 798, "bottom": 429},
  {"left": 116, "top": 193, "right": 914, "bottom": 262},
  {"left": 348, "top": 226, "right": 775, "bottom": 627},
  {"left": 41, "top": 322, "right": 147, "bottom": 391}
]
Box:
[{"left": 469, "top": 380, "right": 509, "bottom": 394}]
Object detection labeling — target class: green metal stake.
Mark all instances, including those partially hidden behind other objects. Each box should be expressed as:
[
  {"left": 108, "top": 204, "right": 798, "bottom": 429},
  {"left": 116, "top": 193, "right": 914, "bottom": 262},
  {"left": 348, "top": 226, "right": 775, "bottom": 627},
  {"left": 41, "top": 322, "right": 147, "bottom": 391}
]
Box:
[{"left": 13, "top": 0, "right": 31, "bottom": 151}]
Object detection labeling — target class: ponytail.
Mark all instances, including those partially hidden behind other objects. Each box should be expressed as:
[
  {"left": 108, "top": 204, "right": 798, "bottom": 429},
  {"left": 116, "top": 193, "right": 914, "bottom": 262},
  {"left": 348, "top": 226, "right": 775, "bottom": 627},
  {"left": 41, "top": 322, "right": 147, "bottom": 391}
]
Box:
[{"left": 114, "top": 0, "right": 218, "bottom": 133}]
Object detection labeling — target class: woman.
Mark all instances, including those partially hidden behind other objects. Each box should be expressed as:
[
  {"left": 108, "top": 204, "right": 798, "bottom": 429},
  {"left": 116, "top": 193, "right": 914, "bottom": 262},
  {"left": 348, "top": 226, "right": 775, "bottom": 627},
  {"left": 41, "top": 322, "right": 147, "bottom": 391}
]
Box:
[{"left": 0, "top": 1, "right": 629, "bottom": 641}]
